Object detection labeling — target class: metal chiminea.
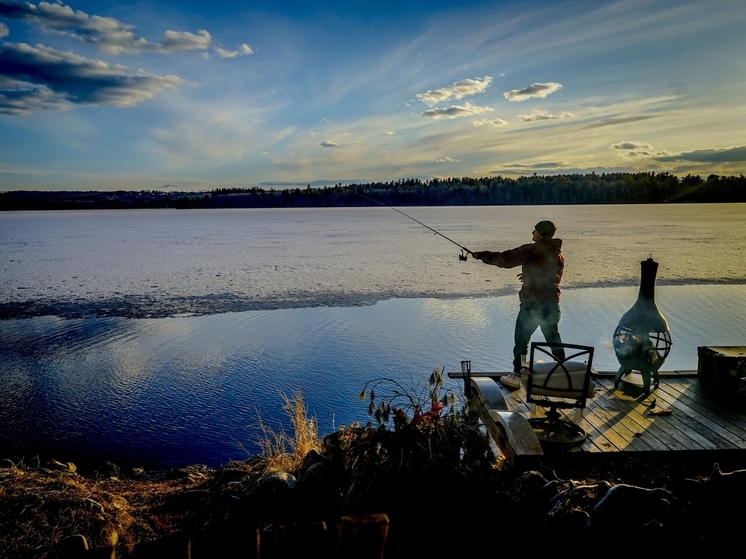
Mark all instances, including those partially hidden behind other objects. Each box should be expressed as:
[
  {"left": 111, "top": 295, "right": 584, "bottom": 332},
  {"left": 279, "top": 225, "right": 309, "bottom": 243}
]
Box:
[{"left": 613, "top": 256, "right": 672, "bottom": 395}]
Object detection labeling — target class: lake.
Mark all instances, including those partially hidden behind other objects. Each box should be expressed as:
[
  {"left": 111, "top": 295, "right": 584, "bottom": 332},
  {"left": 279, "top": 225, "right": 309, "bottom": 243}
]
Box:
[{"left": 1, "top": 204, "right": 744, "bottom": 468}]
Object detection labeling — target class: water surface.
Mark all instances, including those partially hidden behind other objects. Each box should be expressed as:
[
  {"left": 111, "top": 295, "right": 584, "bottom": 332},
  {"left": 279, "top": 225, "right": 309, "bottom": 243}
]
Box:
[{"left": 1, "top": 205, "right": 744, "bottom": 468}]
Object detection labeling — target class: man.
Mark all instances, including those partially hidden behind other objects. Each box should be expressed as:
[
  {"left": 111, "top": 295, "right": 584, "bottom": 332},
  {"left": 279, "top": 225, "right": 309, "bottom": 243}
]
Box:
[{"left": 472, "top": 220, "right": 565, "bottom": 388}]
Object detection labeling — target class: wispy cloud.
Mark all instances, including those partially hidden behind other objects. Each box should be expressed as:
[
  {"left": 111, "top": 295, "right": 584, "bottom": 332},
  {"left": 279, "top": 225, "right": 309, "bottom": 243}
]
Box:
[
  {"left": 583, "top": 114, "right": 662, "bottom": 129},
  {"left": 435, "top": 156, "right": 458, "bottom": 162},
  {"left": 320, "top": 140, "right": 339, "bottom": 147},
  {"left": 215, "top": 44, "right": 253, "bottom": 58},
  {"left": 504, "top": 82, "right": 562, "bottom": 102},
  {"left": 519, "top": 110, "right": 573, "bottom": 122},
  {"left": 493, "top": 161, "right": 569, "bottom": 172},
  {"left": 416, "top": 76, "right": 492, "bottom": 106},
  {"left": 0, "top": 42, "right": 184, "bottom": 114},
  {"left": 472, "top": 117, "right": 507, "bottom": 127},
  {"left": 421, "top": 102, "right": 493, "bottom": 120},
  {"left": 0, "top": 21, "right": 7, "bottom": 38}
]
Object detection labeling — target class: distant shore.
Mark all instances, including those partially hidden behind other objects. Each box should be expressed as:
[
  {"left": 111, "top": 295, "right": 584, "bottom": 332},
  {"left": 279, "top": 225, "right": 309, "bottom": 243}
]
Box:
[{"left": 2, "top": 172, "right": 745, "bottom": 211}]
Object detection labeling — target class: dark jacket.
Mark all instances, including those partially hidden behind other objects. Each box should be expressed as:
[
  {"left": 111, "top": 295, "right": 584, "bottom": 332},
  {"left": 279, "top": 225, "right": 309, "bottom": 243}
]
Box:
[{"left": 476, "top": 238, "right": 564, "bottom": 303}]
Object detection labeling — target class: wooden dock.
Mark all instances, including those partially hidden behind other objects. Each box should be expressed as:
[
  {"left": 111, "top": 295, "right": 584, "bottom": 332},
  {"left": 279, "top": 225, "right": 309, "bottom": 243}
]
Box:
[{"left": 450, "top": 370, "right": 746, "bottom": 456}]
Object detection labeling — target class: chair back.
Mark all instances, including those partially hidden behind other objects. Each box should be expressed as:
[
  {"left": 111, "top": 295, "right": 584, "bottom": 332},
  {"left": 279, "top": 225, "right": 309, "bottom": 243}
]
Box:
[{"left": 522, "top": 343, "right": 595, "bottom": 411}]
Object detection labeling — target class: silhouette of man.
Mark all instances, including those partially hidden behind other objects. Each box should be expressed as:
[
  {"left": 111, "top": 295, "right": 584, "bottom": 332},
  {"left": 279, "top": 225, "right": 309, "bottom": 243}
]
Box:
[{"left": 472, "top": 220, "right": 565, "bottom": 388}]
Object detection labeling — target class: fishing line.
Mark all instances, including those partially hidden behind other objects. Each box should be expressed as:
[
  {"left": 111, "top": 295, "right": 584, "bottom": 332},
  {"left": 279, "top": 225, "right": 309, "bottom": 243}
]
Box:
[{"left": 347, "top": 187, "right": 473, "bottom": 260}]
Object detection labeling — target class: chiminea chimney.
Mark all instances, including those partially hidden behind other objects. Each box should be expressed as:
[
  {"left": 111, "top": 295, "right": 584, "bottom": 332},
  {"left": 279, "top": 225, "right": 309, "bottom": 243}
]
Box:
[{"left": 613, "top": 257, "right": 672, "bottom": 394}]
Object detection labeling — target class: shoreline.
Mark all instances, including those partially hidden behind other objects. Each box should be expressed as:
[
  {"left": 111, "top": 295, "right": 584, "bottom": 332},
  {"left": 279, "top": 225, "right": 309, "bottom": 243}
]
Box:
[
  {"left": 4, "top": 441, "right": 746, "bottom": 557},
  {"left": 3, "top": 279, "right": 746, "bottom": 320}
]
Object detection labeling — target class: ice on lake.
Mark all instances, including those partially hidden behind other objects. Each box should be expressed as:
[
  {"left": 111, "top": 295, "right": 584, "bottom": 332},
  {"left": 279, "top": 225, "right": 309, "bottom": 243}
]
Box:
[{"left": 2, "top": 204, "right": 744, "bottom": 317}]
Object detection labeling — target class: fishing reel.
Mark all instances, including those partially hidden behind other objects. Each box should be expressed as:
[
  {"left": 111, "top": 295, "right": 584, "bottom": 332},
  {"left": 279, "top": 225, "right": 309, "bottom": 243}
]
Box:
[{"left": 459, "top": 250, "right": 468, "bottom": 262}]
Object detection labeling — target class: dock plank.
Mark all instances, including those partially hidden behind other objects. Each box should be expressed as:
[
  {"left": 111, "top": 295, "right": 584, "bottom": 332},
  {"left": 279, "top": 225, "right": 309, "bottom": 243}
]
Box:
[
  {"left": 595, "top": 378, "right": 708, "bottom": 451},
  {"left": 661, "top": 380, "right": 746, "bottom": 436},
  {"left": 651, "top": 383, "right": 742, "bottom": 450},
  {"left": 449, "top": 371, "right": 746, "bottom": 458}
]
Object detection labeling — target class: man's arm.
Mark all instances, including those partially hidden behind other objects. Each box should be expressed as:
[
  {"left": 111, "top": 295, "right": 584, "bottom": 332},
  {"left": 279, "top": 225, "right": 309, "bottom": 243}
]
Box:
[{"left": 473, "top": 245, "right": 530, "bottom": 268}]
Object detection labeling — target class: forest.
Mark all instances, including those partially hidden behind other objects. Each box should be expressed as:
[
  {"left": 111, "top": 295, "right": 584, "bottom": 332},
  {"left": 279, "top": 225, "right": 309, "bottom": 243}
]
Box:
[{"left": 1, "top": 172, "right": 744, "bottom": 211}]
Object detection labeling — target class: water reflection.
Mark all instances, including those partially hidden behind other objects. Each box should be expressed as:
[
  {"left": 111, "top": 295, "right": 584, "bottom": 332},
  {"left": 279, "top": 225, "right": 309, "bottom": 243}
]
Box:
[{"left": 1, "top": 285, "right": 745, "bottom": 469}]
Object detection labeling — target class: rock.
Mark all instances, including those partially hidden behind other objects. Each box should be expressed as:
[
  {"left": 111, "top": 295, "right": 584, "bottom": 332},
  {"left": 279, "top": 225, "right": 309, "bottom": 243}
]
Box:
[
  {"left": 166, "top": 464, "right": 208, "bottom": 481},
  {"left": 511, "top": 470, "right": 549, "bottom": 503},
  {"left": 213, "top": 468, "right": 251, "bottom": 485},
  {"left": 97, "top": 461, "right": 119, "bottom": 478},
  {"left": 300, "top": 449, "right": 327, "bottom": 472},
  {"left": 543, "top": 481, "right": 610, "bottom": 533},
  {"left": 299, "top": 461, "right": 328, "bottom": 485},
  {"left": 257, "top": 471, "right": 297, "bottom": 497},
  {"left": 85, "top": 498, "right": 105, "bottom": 514},
  {"left": 130, "top": 467, "right": 145, "bottom": 478},
  {"left": 588, "top": 484, "right": 672, "bottom": 531},
  {"left": 48, "top": 460, "right": 77, "bottom": 473}
]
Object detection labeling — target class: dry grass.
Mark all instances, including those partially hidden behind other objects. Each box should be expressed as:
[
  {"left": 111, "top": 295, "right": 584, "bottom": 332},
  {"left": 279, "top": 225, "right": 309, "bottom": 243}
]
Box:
[
  {"left": 0, "top": 459, "right": 199, "bottom": 558},
  {"left": 255, "top": 392, "right": 323, "bottom": 473}
]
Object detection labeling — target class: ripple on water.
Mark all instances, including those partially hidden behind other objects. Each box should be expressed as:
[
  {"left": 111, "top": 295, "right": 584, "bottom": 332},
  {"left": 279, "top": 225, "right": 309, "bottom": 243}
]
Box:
[{"left": 1, "top": 285, "right": 745, "bottom": 468}]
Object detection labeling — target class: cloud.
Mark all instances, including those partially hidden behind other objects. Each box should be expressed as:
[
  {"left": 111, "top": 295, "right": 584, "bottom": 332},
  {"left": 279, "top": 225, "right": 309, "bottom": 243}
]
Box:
[
  {"left": 0, "top": 1, "right": 212, "bottom": 54},
  {"left": 472, "top": 117, "right": 507, "bottom": 127},
  {"left": 435, "top": 156, "right": 458, "bottom": 162},
  {"left": 653, "top": 145, "right": 746, "bottom": 163},
  {"left": 157, "top": 30, "right": 211, "bottom": 54},
  {"left": 611, "top": 141, "right": 671, "bottom": 159},
  {"left": 490, "top": 162, "right": 571, "bottom": 174},
  {"left": 613, "top": 141, "right": 653, "bottom": 151},
  {"left": 583, "top": 114, "right": 662, "bottom": 129},
  {"left": 0, "top": 42, "right": 184, "bottom": 114},
  {"left": 384, "top": 131, "right": 394, "bottom": 135},
  {"left": 320, "top": 140, "right": 339, "bottom": 147},
  {"left": 421, "top": 101, "right": 493, "bottom": 120},
  {"left": 0, "top": 80, "right": 68, "bottom": 114},
  {"left": 497, "top": 162, "right": 568, "bottom": 170},
  {"left": 518, "top": 110, "right": 573, "bottom": 122},
  {"left": 215, "top": 43, "right": 253, "bottom": 59},
  {"left": 504, "top": 82, "right": 562, "bottom": 102},
  {"left": 416, "top": 76, "right": 492, "bottom": 106},
  {"left": 0, "top": 21, "right": 8, "bottom": 38}
]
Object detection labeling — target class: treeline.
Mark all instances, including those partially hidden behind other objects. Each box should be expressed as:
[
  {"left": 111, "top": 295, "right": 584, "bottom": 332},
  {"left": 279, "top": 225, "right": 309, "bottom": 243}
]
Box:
[{"left": 2, "top": 172, "right": 744, "bottom": 211}]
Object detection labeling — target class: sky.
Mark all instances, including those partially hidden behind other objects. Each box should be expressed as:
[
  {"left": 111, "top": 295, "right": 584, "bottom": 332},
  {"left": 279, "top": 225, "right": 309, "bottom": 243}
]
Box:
[{"left": 0, "top": 0, "right": 745, "bottom": 191}]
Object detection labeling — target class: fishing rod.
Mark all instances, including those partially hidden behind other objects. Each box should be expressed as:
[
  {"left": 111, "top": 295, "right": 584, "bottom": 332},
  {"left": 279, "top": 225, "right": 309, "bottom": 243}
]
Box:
[{"left": 347, "top": 187, "right": 473, "bottom": 261}]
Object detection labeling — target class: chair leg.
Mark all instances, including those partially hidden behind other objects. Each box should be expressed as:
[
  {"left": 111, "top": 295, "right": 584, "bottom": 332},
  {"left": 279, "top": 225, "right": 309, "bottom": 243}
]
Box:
[{"left": 528, "top": 408, "right": 586, "bottom": 447}]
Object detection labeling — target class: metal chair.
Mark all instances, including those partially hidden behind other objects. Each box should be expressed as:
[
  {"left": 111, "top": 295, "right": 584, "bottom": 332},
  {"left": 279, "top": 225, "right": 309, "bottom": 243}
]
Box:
[{"left": 521, "top": 342, "right": 595, "bottom": 447}]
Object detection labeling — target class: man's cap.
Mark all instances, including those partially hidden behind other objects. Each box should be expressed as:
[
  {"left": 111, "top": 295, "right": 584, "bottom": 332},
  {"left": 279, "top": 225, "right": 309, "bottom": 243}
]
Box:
[{"left": 535, "top": 220, "right": 557, "bottom": 238}]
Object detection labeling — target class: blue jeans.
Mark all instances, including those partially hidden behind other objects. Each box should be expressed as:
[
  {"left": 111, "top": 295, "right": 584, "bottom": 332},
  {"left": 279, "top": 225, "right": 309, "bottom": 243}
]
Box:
[{"left": 513, "top": 301, "right": 564, "bottom": 372}]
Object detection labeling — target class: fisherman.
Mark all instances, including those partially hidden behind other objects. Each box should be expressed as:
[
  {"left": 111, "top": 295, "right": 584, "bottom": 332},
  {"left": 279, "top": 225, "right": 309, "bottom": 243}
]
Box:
[{"left": 472, "top": 220, "right": 565, "bottom": 388}]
